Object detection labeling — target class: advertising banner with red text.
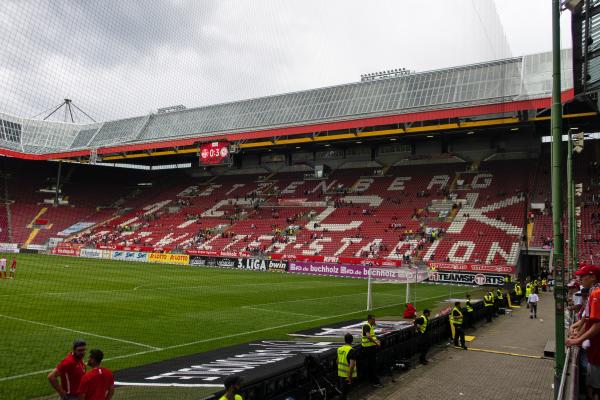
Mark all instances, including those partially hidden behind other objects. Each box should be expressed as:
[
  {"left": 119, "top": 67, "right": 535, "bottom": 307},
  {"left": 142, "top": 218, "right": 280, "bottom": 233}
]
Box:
[{"left": 51, "top": 244, "right": 82, "bottom": 256}]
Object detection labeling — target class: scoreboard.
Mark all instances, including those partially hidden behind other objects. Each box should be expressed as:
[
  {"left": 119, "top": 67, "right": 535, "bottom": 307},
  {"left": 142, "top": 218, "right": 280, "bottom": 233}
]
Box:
[{"left": 199, "top": 141, "right": 230, "bottom": 165}]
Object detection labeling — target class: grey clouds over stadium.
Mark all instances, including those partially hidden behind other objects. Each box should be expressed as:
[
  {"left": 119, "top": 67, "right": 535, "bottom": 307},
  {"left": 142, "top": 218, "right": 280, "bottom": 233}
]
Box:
[{"left": 0, "top": 0, "right": 570, "bottom": 122}]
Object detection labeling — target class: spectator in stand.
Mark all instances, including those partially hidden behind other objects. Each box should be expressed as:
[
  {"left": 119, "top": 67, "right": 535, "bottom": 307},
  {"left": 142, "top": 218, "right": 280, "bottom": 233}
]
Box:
[
  {"left": 567, "top": 264, "right": 600, "bottom": 398},
  {"left": 78, "top": 349, "right": 114, "bottom": 400},
  {"left": 570, "top": 287, "right": 591, "bottom": 339},
  {"left": 48, "top": 340, "right": 87, "bottom": 400}
]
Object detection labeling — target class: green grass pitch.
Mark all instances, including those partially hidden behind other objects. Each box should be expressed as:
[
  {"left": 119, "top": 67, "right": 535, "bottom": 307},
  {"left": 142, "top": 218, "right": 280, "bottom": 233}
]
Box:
[{"left": 0, "top": 253, "right": 477, "bottom": 399}]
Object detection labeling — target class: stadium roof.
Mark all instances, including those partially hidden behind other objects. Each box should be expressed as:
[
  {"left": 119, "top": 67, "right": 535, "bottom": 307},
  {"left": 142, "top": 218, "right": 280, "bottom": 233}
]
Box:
[{"left": 0, "top": 50, "right": 575, "bottom": 160}]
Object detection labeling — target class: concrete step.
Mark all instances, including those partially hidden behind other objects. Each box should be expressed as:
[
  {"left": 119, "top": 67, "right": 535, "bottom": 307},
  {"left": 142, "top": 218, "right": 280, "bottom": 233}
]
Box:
[{"left": 544, "top": 340, "right": 555, "bottom": 358}]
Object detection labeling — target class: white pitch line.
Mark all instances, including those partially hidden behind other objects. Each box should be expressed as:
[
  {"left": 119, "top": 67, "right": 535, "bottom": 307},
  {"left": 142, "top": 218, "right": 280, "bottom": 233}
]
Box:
[
  {"left": 247, "top": 288, "right": 410, "bottom": 307},
  {"left": 0, "top": 280, "right": 357, "bottom": 299},
  {"left": 249, "top": 292, "right": 364, "bottom": 307},
  {"left": 0, "top": 314, "right": 161, "bottom": 350},
  {"left": 160, "top": 293, "right": 451, "bottom": 351},
  {"left": 0, "top": 349, "right": 172, "bottom": 383},
  {"left": 0, "top": 368, "right": 54, "bottom": 382},
  {"left": 242, "top": 305, "right": 318, "bottom": 318},
  {"left": 0, "top": 292, "right": 449, "bottom": 383},
  {"left": 376, "top": 292, "right": 406, "bottom": 298}
]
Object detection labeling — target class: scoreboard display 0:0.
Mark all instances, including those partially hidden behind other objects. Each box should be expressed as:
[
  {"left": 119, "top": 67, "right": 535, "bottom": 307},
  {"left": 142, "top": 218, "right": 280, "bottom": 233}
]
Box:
[{"left": 199, "top": 141, "right": 230, "bottom": 165}]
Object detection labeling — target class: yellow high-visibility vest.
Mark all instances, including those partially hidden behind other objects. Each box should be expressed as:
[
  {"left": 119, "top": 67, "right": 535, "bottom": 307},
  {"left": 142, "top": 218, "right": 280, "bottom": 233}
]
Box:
[
  {"left": 466, "top": 300, "right": 473, "bottom": 313},
  {"left": 361, "top": 322, "right": 376, "bottom": 347},
  {"left": 337, "top": 344, "right": 357, "bottom": 378},
  {"left": 484, "top": 294, "right": 494, "bottom": 307},
  {"left": 417, "top": 314, "right": 428, "bottom": 334},
  {"left": 450, "top": 306, "right": 463, "bottom": 325},
  {"left": 219, "top": 395, "right": 242, "bottom": 400}
]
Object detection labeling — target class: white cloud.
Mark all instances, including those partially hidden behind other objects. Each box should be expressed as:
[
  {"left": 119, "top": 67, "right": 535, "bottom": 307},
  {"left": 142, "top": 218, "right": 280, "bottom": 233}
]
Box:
[{"left": 0, "top": 0, "right": 557, "bottom": 123}]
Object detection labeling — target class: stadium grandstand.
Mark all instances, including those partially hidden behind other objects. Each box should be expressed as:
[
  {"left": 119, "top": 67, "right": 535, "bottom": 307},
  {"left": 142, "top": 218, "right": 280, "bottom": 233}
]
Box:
[
  {"left": 1, "top": 1, "right": 599, "bottom": 400},
  {"left": 0, "top": 48, "right": 594, "bottom": 273}
]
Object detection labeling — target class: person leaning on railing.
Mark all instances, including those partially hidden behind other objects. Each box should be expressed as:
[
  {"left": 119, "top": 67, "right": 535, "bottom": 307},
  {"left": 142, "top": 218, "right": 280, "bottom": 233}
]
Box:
[
  {"left": 361, "top": 314, "right": 382, "bottom": 388},
  {"left": 566, "top": 264, "right": 600, "bottom": 399},
  {"left": 414, "top": 309, "right": 432, "bottom": 365}
]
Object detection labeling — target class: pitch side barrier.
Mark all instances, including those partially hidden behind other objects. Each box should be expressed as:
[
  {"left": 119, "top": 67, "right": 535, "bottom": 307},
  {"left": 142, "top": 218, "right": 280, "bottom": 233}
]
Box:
[
  {"left": 66, "top": 248, "right": 518, "bottom": 294},
  {"left": 60, "top": 244, "right": 514, "bottom": 281},
  {"left": 202, "top": 302, "right": 486, "bottom": 400}
]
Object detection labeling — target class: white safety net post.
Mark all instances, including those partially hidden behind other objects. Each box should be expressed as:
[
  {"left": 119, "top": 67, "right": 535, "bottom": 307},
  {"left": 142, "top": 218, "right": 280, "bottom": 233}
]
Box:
[{"left": 367, "top": 272, "right": 373, "bottom": 311}]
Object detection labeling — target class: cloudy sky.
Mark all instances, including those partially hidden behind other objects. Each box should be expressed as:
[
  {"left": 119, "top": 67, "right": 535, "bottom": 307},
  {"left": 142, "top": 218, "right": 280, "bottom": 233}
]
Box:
[{"left": 0, "top": 0, "right": 572, "bottom": 123}]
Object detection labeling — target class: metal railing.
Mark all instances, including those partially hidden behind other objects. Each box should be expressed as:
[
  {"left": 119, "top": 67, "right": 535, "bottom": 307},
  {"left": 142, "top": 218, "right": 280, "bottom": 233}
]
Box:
[
  {"left": 556, "top": 311, "right": 580, "bottom": 400},
  {"left": 557, "top": 345, "right": 580, "bottom": 400}
]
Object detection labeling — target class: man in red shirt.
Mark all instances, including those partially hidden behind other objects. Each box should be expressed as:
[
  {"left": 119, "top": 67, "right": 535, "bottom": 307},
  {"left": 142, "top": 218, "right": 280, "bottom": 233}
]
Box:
[
  {"left": 78, "top": 349, "right": 115, "bottom": 400},
  {"left": 567, "top": 264, "right": 600, "bottom": 397},
  {"left": 48, "top": 340, "right": 87, "bottom": 399},
  {"left": 9, "top": 257, "right": 16, "bottom": 279},
  {"left": 403, "top": 303, "right": 416, "bottom": 319}
]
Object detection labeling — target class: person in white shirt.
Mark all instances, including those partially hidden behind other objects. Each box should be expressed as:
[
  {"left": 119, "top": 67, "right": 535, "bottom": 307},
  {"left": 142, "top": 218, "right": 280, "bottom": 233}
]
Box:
[
  {"left": 528, "top": 288, "right": 539, "bottom": 319},
  {"left": 0, "top": 257, "right": 6, "bottom": 279},
  {"left": 572, "top": 288, "right": 584, "bottom": 313}
]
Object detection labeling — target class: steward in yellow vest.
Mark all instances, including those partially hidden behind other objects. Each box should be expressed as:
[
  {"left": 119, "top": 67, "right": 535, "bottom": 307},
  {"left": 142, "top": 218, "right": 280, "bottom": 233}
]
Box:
[
  {"left": 464, "top": 294, "right": 474, "bottom": 328},
  {"left": 515, "top": 283, "right": 522, "bottom": 296},
  {"left": 219, "top": 375, "right": 243, "bottom": 400},
  {"left": 484, "top": 291, "right": 494, "bottom": 322},
  {"left": 361, "top": 317, "right": 379, "bottom": 348},
  {"left": 514, "top": 282, "right": 523, "bottom": 304},
  {"left": 337, "top": 333, "right": 357, "bottom": 398},
  {"left": 514, "top": 283, "right": 522, "bottom": 295},
  {"left": 414, "top": 309, "right": 431, "bottom": 364},
  {"left": 526, "top": 283, "right": 533, "bottom": 308},
  {"left": 361, "top": 314, "right": 382, "bottom": 387},
  {"left": 450, "top": 302, "right": 467, "bottom": 349},
  {"left": 496, "top": 288, "right": 505, "bottom": 308}
]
